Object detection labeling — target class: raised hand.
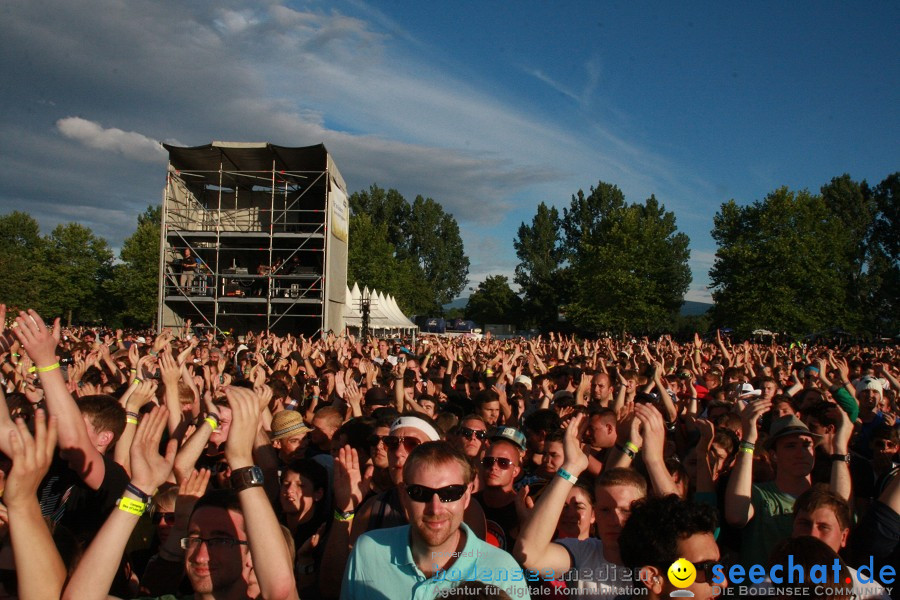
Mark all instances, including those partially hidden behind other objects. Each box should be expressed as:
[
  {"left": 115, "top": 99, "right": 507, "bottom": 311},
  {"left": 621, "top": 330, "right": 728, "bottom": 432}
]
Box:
[
  {"left": 333, "top": 445, "right": 363, "bottom": 512},
  {"left": 127, "top": 380, "right": 159, "bottom": 413},
  {"left": 739, "top": 398, "right": 772, "bottom": 444},
  {"left": 223, "top": 386, "right": 262, "bottom": 467},
  {"left": 4, "top": 409, "right": 58, "bottom": 508},
  {"left": 129, "top": 406, "right": 177, "bottom": 494},
  {"left": 634, "top": 403, "right": 667, "bottom": 462},
  {"left": 158, "top": 351, "right": 181, "bottom": 388},
  {"left": 561, "top": 412, "right": 589, "bottom": 477},
  {"left": 174, "top": 468, "right": 211, "bottom": 523},
  {"left": 12, "top": 310, "right": 61, "bottom": 368},
  {"left": 254, "top": 384, "right": 273, "bottom": 411},
  {"left": 514, "top": 484, "right": 534, "bottom": 522}
]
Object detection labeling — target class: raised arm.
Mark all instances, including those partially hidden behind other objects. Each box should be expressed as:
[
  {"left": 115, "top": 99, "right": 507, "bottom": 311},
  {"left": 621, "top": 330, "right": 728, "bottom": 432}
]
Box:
[
  {"left": 224, "top": 386, "right": 298, "bottom": 600},
  {"left": 5, "top": 410, "right": 66, "bottom": 600},
  {"left": 829, "top": 406, "right": 853, "bottom": 501},
  {"left": 724, "top": 398, "right": 771, "bottom": 527},
  {"left": 514, "top": 413, "right": 587, "bottom": 576},
  {"left": 13, "top": 310, "right": 108, "bottom": 489},
  {"left": 633, "top": 403, "right": 679, "bottom": 496},
  {"left": 62, "top": 406, "right": 176, "bottom": 600}
]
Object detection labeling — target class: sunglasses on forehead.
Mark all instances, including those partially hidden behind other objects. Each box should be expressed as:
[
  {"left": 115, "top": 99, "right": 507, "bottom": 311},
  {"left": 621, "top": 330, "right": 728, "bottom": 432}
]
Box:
[
  {"left": 383, "top": 435, "right": 421, "bottom": 452},
  {"left": 459, "top": 427, "right": 487, "bottom": 441},
  {"left": 404, "top": 483, "right": 468, "bottom": 503},
  {"left": 481, "top": 456, "right": 513, "bottom": 470}
]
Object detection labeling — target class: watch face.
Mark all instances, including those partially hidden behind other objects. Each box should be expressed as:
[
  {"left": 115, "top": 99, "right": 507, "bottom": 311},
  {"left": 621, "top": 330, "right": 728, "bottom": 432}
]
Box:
[
  {"left": 246, "top": 466, "right": 264, "bottom": 483},
  {"left": 232, "top": 466, "right": 264, "bottom": 488}
]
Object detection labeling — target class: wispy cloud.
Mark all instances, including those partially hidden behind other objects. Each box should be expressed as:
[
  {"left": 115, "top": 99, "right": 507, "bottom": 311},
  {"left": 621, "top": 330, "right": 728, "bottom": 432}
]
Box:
[{"left": 56, "top": 117, "right": 167, "bottom": 162}]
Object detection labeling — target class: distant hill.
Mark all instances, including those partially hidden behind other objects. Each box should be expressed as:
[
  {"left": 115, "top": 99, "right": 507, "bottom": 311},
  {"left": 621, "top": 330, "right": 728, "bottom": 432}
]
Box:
[
  {"left": 681, "top": 300, "right": 713, "bottom": 316},
  {"left": 443, "top": 297, "right": 713, "bottom": 316}
]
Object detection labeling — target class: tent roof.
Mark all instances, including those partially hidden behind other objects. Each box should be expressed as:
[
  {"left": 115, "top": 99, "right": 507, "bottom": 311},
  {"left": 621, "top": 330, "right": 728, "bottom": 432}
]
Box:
[{"left": 164, "top": 142, "right": 330, "bottom": 173}]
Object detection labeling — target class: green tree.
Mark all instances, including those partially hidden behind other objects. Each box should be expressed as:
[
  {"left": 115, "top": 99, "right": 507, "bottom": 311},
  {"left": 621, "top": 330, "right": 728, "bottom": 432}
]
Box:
[
  {"left": 562, "top": 181, "right": 626, "bottom": 256},
  {"left": 820, "top": 174, "right": 875, "bottom": 331},
  {"left": 106, "top": 205, "right": 161, "bottom": 326},
  {"left": 514, "top": 202, "right": 566, "bottom": 330},
  {"left": 565, "top": 193, "right": 691, "bottom": 333},
  {"left": 348, "top": 185, "right": 469, "bottom": 313},
  {"left": 865, "top": 173, "right": 900, "bottom": 334},
  {"left": 349, "top": 184, "right": 410, "bottom": 249},
  {"left": 347, "top": 213, "right": 433, "bottom": 315},
  {"left": 405, "top": 195, "right": 469, "bottom": 307},
  {"left": 709, "top": 187, "right": 849, "bottom": 336},
  {"left": 42, "top": 223, "right": 114, "bottom": 324},
  {"left": 0, "top": 212, "right": 47, "bottom": 312},
  {"left": 465, "top": 275, "right": 523, "bottom": 327}
]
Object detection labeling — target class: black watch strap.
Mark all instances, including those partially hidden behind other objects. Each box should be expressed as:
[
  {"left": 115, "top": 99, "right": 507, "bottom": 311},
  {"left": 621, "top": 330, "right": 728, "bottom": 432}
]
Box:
[
  {"left": 230, "top": 465, "right": 264, "bottom": 491},
  {"left": 830, "top": 453, "right": 850, "bottom": 463}
]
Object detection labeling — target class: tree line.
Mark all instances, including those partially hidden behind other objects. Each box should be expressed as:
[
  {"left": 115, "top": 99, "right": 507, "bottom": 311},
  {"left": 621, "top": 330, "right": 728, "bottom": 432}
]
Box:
[
  {"left": 0, "top": 207, "right": 161, "bottom": 327},
  {"left": 0, "top": 172, "right": 896, "bottom": 336},
  {"left": 466, "top": 173, "right": 898, "bottom": 338}
]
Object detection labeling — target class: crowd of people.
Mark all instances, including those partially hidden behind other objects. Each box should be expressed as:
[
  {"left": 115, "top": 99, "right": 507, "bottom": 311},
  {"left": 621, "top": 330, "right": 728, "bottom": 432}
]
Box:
[{"left": 0, "top": 302, "right": 897, "bottom": 600}]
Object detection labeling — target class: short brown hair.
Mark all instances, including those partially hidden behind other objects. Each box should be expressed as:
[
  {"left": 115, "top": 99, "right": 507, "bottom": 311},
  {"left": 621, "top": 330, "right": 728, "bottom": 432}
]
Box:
[
  {"left": 793, "top": 485, "right": 851, "bottom": 531},
  {"left": 76, "top": 394, "right": 126, "bottom": 445},
  {"left": 595, "top": 467, "right": 647, "bottom": 498},
  {"left": 403, "top": 441, "right": 473, "bottom": 485}
]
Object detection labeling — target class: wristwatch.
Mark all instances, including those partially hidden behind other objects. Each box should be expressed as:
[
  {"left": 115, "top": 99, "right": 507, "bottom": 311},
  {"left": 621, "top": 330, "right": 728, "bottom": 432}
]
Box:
[
  {"left": 230, "top": 465, "right": 264, "bottom": 491},
  {"left": 830, "top": 453, "right": 851, "bottom": 464}
]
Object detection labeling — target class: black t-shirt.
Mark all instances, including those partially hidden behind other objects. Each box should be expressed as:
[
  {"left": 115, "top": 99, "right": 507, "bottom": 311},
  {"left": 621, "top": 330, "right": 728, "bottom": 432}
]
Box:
[
  {"left": 39, "top": 452, "right": 129, "bottom": 544},
  {"left": 473, "top": 491, "right": 520, "bottom": 551}
]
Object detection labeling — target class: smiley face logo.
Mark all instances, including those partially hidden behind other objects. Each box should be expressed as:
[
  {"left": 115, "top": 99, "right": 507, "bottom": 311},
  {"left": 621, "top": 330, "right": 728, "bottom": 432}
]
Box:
[{"left": 667, "top": 558, "right": 697, "bottom": 588}]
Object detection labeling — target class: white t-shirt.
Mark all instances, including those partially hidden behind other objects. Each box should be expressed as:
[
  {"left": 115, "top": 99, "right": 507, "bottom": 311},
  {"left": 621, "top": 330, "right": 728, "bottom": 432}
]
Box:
[{"left": 554, "top": 537, "right": 641, "bottom": 599}]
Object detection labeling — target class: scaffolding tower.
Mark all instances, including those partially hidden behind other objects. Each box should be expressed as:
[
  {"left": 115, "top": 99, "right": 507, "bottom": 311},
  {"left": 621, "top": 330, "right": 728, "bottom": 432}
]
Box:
[{"left": 157, "top": 142, "right": 348, "bottom": 336}]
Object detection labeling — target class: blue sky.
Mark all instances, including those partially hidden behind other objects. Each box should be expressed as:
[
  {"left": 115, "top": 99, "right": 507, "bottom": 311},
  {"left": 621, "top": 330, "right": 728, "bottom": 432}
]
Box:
[{"left": 1, "top": 1, "right": 897, "bottom": 302}]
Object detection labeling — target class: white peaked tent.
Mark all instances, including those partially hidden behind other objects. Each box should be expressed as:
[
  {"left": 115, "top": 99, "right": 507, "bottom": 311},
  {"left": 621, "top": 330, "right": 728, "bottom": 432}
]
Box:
[{"left": 342, "top": 282, "right": 417, "bottom": 333}]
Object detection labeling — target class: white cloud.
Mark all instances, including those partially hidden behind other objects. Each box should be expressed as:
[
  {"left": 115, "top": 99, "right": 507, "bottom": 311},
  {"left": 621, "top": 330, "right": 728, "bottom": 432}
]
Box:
[
  {"left": 55, "top": 117, "right": 167, "bottom": 162},
  {"left": 214, "top": 8, "right": 261, "bottom": 35}
]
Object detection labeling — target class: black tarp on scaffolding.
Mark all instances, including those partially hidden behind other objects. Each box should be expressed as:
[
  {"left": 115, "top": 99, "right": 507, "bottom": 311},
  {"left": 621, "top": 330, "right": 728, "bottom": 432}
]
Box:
[{"left": 157, "top": 141, "right": 348, "bottom": 336}]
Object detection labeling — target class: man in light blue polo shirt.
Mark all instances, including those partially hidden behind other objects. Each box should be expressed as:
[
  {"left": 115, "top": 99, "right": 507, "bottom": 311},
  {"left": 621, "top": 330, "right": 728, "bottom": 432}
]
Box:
[{"left": 341, "top": 441, "right": 530, "bottom": 600}]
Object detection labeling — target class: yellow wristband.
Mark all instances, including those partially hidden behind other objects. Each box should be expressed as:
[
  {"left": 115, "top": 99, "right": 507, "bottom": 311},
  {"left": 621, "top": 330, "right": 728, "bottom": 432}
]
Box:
[
  {"left": 117, "top": 496, "right": 147, "bottom": 516},
  {"left": 624, "top": 441, "right": 640, "bottom": 455},
  {"left": 132, "top": 378, "right": 142, "bottom": 385},
  {"left": 126, "top": 417, "right": 139, "bottom": 425},
  {"left": 27, "top": 366, "right": 36, "bottom": 373},
  {"left": 204, "top": 417, "right": 219, "bottom": 430},
  {"left": 35, "top": 362, "right": 61, "bottom": 373},
  {"left": 739, "top": 446, "right": 754, "bottom": 455}
]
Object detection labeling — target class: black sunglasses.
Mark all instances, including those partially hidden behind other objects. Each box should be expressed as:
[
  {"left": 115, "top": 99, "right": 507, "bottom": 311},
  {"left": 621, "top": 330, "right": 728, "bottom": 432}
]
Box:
[
  {"left": 404, "top": 483, "right": 468, "bottom": 503},
  {"left": 153, "top": 512, "right": 176, "bottom": 525},
  {"left": 384, "top": 436, "right": 422, "bottom": 452},
  {"left": 691, "top": 560, "right": 719, "bottom": 583},
  {"left": 367, "top": 434, "right": 388, "bottom": 447},
  {"left": 481, "top": 456, "right": 513, "bottom": 470},
  {"left": 459, "top": 427, "right": 487, "bottom": 441}
]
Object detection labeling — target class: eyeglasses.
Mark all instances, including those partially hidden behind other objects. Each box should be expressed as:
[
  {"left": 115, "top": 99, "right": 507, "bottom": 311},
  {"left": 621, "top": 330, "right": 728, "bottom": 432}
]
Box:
[
  {"left": 404, "top": 483, "right": 468, "bottom": 503},
  {"left": 383, "top": 436, "right": 422, "bottom": 452},
  {"left": 873, "top": 440, "right": 897, "bottom": 450},
  {"left": 153, "top": 512, "right": 176, "bottom": 525},
  {"left": 459, "top": 427, "right": 487, "bottom": 441},
  {"left": 180, "top": 536, "right": 249, "bottom": 550},
  {"left": 367, "top": 434, "right": 388, "bottom": 447},
  {"left": 481, "top": 456, "right": 513, "bottom": 470}
]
